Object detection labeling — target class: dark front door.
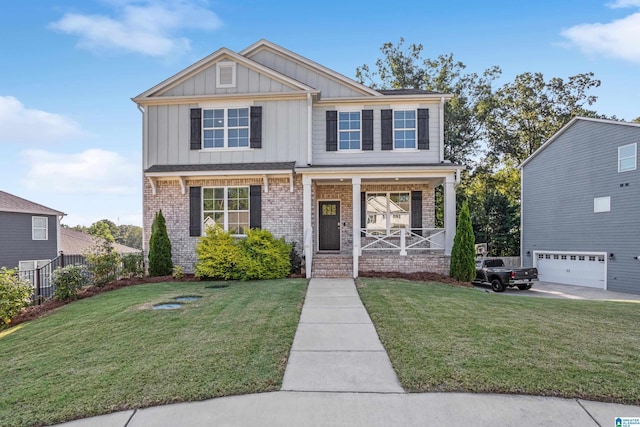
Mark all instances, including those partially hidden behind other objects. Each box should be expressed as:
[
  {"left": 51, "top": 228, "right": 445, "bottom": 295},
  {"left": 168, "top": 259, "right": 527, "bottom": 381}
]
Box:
[{"left": 318, "top": 201, "right": 340, "bottom": 251}]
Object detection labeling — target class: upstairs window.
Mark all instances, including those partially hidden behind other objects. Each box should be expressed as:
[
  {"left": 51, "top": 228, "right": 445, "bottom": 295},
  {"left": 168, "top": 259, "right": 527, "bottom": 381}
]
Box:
[
  {"left": 203, "top": 108, "right": 249, "bottom": 149},
  {"left": 32, "top": 216, "right": 48, "bottom": 240},
  {"left": 338, "top": 111, "right": 361, "bottom": 150},
  {"left": 394, "top": 110, "right": 416, "bottom": 149},
  {"left": 618, "top": 143, "right": 637, "bottom": 172},
  {"left": 202, "top": 187, "right": 249, "bottom": 235}
]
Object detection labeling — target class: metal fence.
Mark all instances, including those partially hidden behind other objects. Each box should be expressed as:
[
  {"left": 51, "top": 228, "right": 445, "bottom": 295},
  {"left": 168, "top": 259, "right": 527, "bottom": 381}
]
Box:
[{"left": 19, "top": 254, "right": 88, "bottom": 303}]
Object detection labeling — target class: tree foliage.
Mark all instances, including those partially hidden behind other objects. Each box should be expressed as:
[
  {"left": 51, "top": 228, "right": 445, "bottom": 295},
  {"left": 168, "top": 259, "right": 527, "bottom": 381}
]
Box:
[
  {"left": 68, "top": 221, "right": 143, "bottom": 249},
  {"left": 449, "top": 201, "right": 476, "bottom": 281},
  {"left": 148, "top": 210, "right": 173, "bottom": 277},
  {"left": 0, "top": 267, "right": 32, "bottom": 326}
]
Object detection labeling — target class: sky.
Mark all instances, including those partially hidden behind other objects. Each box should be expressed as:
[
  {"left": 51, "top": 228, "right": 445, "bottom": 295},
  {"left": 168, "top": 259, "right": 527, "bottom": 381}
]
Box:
[{"left": 1, "top": 0, "right": 638, "bottom": 227}]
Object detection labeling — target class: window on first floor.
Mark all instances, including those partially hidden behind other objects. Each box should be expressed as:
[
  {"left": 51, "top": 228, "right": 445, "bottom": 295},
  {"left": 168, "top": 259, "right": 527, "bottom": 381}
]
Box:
[
  {"left": 618, "top": 142, "right": 637, "bottom": 172},
  {"left": 366, "top": 192, "right": 410, "bottom": 233},
  {"left": 32, "top": 216, "right": 48, "bottom": 240},
  {"left": 202, "top": 107, "right": 249, "bottom": 149},
  {"left": 202, "top": 186, "right": 249, "bottom": 235}
]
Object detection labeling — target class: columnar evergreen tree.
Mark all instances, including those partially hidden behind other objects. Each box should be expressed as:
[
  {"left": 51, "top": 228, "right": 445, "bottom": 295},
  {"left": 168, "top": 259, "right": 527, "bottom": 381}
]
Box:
[
  {"left": 449, "top": 201, "right": 476, "bottom": 281},
  {"left": 148, "top": 210, "right": 173, "bottom": 276}
]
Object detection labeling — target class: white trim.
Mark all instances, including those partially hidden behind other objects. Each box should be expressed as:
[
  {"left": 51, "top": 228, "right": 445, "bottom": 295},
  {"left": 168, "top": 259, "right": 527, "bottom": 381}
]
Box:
[
  {"left": 134, "top": 91, "right": 315, "bottom": 106},
  {"left": 178, "top": 176, "right": 186, "bottom": 195},
  {"left": 216, "top": 61, "right": 236, "bottom": 88},
  {"left": 147, "top": 176, "right": 157, "bottom": 195},
  {"left": 533, "top": 250, "right": 607, "bottom": 290},
  {"left": 337, "top": 110, "right": 362, "bottom": 151},
  {"left": 263, "top": 175, "right": 269, "bottom": 193},
  {"left": 618, "top": 142, "right": 637, "bottom": 172},
  {"left": 393, "top": 109, "right": 418, "bottom": 150},
  {"left": 317, "top": 199, "right": 342, "bottom": 252},
  {"left": 201, "top": 107, "right": 250, "bottom": 149},
  {"left": 32, "top": 216, "right": 48, "bottom": 241},
  {"left": 439, "top": 97, "right": 445, "bottom": 163},
  {"left": 594, "top": 196, "right": 611, "bottom": 213},
  {"left": 307, "top": 93, "right": 313, "bottom": 165}
]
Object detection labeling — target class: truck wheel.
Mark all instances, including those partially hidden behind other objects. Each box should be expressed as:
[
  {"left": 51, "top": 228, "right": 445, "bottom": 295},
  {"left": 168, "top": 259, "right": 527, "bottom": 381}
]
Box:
[
  {"left": 517, "top": 284, "right": 532, "bottom": 290},
  {"left": 491, "top": 279, "right": 505, "bottom": 292}
]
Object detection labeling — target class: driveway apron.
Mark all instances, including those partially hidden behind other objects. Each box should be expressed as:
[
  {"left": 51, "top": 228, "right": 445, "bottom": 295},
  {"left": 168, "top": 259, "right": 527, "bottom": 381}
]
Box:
[{"left": 281, "top": 278, "right": 403, "bottom": 393}]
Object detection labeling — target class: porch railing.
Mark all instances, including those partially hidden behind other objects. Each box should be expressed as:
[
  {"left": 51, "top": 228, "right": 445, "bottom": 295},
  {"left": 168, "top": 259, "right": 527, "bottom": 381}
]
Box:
[{"left": 359, "top": 228, "right": 445, "bottom": 255}]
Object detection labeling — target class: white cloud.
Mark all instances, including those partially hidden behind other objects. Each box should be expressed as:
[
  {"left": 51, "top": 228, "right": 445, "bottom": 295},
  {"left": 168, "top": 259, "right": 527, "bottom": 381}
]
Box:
[
  {"left": 0, "top": 96, "right": 84, "bottom": 144},
  {"left": 22, "top": 149, "right": 139, "bottom": 195},
  {"left": 561, "top": 4, "right": 640, "bottom": 64},
  {"left": 49, "top": 0, "right": 222, "bottom": 57}
]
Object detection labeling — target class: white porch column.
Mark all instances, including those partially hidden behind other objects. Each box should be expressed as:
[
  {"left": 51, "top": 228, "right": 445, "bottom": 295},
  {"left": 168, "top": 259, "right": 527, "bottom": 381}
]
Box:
[
  {"left": 303, "top": 176, "right": 313, "bottom": 278},
  {"left": 352, "top": 177, "right": 361, "bottom": 278},
  {"left": 444, "top": 174, "right": 457, "bottom": 255}
]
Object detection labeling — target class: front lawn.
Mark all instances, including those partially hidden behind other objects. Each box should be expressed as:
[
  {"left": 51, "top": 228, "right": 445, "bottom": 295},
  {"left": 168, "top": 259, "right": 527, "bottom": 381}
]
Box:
[
  {"left": 0, "top": 279, "right": 307, "bottom": 427},
  {"left": 358, "top": 278, "right": 640, "bottom": 404}
]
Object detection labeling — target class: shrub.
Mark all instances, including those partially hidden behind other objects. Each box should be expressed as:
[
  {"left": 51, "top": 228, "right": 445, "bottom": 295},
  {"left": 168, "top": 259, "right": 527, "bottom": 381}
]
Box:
[
  {"left": 289, "top": 241, "right": 303, "bottom": 275},
  {"left": 236, "top": 229, "right": 291, "bottom": 280},
  {"left": 0, "top": 267, "right": 32, "bottom": 325},
  {"left": 121, "top": 253, "right": 144, "bottom": 278},
  {"left": 86, "top": 240, "right": 121, "bottom": 287},
  {"left": 148, "top": 210, "right": 173, "bottom": 276},
  {"left": 51, "top": 264, "right": 91, "bottom": 301},
  {"left": 195, "top": 225, "right": 241, "bottom": 280},
  {"left": 449, "top": 200, "right": 476, "bottom": 281},
  {"left": 172, "top": 265, "right": 184, "bottom": 280}
]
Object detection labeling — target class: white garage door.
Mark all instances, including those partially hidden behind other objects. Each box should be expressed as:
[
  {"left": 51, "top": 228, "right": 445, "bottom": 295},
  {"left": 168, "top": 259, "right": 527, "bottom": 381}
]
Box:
[{"left": 535, "top": 252, "right": 606, "bottom": 289}]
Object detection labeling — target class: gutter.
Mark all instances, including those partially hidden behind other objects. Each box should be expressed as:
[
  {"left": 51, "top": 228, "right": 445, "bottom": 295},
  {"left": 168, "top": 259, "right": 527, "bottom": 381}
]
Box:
[{"left": 307, "top": 93, "right": 313, "bottom": 165}]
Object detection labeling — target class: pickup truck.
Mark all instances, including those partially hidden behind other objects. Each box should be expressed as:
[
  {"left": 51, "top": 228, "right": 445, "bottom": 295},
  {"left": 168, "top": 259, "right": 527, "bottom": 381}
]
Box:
[{"left": 473, "top": 258, "right": 538, "bottom": 292}]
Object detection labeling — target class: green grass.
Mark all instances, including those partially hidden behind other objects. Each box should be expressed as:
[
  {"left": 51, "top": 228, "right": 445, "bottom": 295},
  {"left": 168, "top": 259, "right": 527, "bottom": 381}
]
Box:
[
  {"left": 0, "top": 279, "right": 307, "bottom": 427},
  {"left": 357, "top": 278, "right": 640, "bottom": 404}
]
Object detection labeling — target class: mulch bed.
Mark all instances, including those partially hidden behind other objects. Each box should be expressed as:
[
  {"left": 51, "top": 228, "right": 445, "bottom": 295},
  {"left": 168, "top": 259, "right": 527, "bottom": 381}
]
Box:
[{"left": 359, "top": 270, "right": 472, "bottom": 288}]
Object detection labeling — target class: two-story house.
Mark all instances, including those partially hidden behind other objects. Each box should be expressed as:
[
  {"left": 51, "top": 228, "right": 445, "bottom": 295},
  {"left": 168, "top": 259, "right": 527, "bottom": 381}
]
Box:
[
  {"left": 0, "top": 190, "right": 64, "bottom": 271},
  {"left": 133, "top": 40, "right": 463, "bottom": 278},
  {"left": 520, "top": 117, "right": 640, "bottom": 294}
]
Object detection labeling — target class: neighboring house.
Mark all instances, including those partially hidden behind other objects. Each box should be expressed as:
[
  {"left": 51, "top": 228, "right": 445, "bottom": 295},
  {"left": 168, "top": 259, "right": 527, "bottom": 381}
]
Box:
[
  {"left": 0, "top": 190, "right": 64, "bottom": 271},
  {"left": 520, "top": 117, "right": 640, "bottom": 294},
  {"left": 60, "top": 227, "right": 141, "bottom": 255},
  {"left": 133, "top": 40, "right": 463, "bottom": 278}
]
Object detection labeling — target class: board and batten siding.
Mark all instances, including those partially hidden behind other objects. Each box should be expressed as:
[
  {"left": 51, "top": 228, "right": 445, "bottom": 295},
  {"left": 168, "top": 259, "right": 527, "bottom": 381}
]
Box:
[
  {"left": 312, "top": 104, "right": 441, "bottom": 166},
  {"left": 522, "top": 120, "right": 640, "bottom": 294},
  {"left": 247, "top": 50, "right": 364, "bottom": 98},
  {"left": 0, "top": 212, "right": 58, "bottom": 269},
  {"left": 158, "top": 62, "right": 296, "bottom": 97},
  {"left": 144, "top": 99, "right": 308, "bottom": 169}
]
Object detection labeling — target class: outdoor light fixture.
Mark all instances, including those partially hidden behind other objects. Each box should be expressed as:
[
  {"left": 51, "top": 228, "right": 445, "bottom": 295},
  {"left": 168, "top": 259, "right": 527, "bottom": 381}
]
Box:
[{"left": 609, "top": 253, "right": 615, "bottom": 260}]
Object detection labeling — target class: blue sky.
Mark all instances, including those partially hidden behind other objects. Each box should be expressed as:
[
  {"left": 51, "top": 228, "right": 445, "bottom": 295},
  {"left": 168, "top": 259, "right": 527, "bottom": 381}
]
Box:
[{"left": 1, "top": 0, "right": 638, "bottom": 227}]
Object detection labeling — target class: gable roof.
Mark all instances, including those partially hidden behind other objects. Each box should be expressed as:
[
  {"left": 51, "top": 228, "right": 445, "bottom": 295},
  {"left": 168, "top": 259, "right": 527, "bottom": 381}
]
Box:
[
  {"left": 0, "top": 190, "right": 64, "bottom": 216},
  {"left": 132, "top": 47, "right": 317, "bottom": 102},
  {"left": 519, "top": 117, "right": 640, "bottom": 169},
  {"left": 239, "top": 39, "right": 382, "bottom": 97},
  {"left": 60, "top": 227, "right": 140, "bottom": 255}
]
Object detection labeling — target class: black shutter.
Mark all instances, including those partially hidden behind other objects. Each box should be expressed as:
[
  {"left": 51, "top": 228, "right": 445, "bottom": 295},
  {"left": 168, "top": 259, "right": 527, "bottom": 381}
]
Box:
[
  {"left": 250, "top": 185, "right": 262, "bottom": 229},
  {"left": 381, "top": 109, "right": 393, "bottom": 150},
  {"left": 362, "top": 110, "right": 373, "bottom": 150},
  {"left": 190, "top": 108, "right": 202, "bottom": 150},
  {"left": 417, "top": 109, "right": 429, "bottom": 150},
  {"left": 189, "top": 186, "right": 201, "bottom": 236},
  {"left": 411, "top": 191, "right": 422, "bottom": 236},
  {"left": 250, "top": 106, "right": 262, "bottom": 149},
  {"left": 326, "top": 110, "right": 337, "bottom": 151},
  {"left": 361, "top": 192, "right": 367, "bottom": 236}
]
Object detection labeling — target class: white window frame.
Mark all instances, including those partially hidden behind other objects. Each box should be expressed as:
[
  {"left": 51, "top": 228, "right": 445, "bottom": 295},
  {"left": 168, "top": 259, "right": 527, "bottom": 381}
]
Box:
[
  {"left": 216, "top": 61, "right": 236, "bottom": 88},
  {"left": 618, "top": 143, "right": 637, "bottom": 172},
  {"left": 365, "top": 191, "right": 411, "bottom": 234},
  {"left": 32, "top": 216, "right": 48, "bottom": 240},
  {"left": 594, "top": 196, "right": 611, "bottom": 213},
  {"left": 202, "top": 107, "right": 250, "bottom": 150},
  {"left": 338, "top": 110, "right": 361, "bottom": 151},
  {"left": 393, "top": 109, "right": 417, "bottom": 150},
  {"left": 202, "top": 186, "right": 250, "bottom": 236}
]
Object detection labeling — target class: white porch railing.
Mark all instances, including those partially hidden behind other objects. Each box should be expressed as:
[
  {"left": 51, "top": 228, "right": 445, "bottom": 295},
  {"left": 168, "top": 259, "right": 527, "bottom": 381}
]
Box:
[
  {"left": 304, "top": 227, "right": 312, "bottom": 277},
  {"left": 359, "top": 228, "right": 445, "bottom": 256}
]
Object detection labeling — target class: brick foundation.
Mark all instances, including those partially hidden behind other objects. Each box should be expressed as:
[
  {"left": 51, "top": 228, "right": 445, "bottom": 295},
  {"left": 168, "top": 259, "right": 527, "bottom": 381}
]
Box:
[{"left": 359, "top": 254, "right": 450, "bottom": 276}]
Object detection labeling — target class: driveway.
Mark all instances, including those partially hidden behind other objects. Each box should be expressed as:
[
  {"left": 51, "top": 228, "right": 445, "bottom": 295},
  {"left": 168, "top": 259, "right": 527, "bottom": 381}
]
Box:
[{"left": 474, "top": 281, "right": 640, "bottom": 302}]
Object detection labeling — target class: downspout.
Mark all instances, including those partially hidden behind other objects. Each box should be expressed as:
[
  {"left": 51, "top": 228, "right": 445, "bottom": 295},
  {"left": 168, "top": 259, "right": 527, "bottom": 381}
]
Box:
[
  {"left": 439, "top": 96, "right": 445, "bottom": 163},
  {"left": 307, "top": 92, "right": 313, "bottom": 165},
  {"left": 520, "top": 167, "right": 524, "bottom": 267},
  {"left": 57, "top": 214, "right": 65, "bottom": 256},
  {"left": 137, "top": 104, "right": 147, "bottom": 270}
]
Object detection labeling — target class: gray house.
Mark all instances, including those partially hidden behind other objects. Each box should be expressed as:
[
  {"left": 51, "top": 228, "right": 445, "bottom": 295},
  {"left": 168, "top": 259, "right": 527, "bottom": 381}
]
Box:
[
  {"left": 520, "top": 117, "right": 640, "bottom": 294},
  {"left": 0, "top": 190, "right": 64, "bottom": 271},
  {"left": 133, "top": 40, "right": 463, "bottom": 278}
]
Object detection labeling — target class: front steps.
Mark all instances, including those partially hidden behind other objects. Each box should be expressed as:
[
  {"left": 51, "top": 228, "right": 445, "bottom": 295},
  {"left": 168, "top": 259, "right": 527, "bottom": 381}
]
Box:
[{"left": 311, "top": 254, "right": 353, "bottom": 278}]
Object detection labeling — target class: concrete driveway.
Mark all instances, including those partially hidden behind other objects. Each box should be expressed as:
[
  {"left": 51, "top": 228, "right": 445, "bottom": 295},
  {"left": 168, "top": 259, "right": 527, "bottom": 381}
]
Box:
[{"left": 474, "top": 281, "right": 640, "bottom": 302}]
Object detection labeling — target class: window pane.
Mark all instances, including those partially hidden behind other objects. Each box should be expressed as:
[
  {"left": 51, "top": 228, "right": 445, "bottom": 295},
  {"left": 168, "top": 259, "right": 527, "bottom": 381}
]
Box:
[
  {"left": 203, "top": 110, "right": 213, "bottom": 119},
  {"left": 237, "top": 187, "right": 248, "bottom": 198},
  {"left": 214, "top": 200, "right": 224, "bottom": 210},
  {"left": 214, "top": 188, "right": 224, "bottom": 199},
  {"left": 620, "top": 158, "right": 635, "bottom": 171},
  {"left": 33, "top": 217, "right": 47, "bottom": 227},
  {"left": 620, "top": 144, "right": 635, "bottom": 158},
  {"left": 203, "top": 188, "right": 213, "bottom": 199},
  {"left": 228, "top": 199, "right": 239, "bottom": 210},
  {"left": 33, "top": 229, "right": 46, "bottom": 240},
  {"left": 228, "top": 187, "right": 238, "bottom": 198},
  {"left": 238, "top": 199, "right": 249, "bottom": 210},
  {"left": 203, "top": 199, "right": 214, "bottom": 210}
]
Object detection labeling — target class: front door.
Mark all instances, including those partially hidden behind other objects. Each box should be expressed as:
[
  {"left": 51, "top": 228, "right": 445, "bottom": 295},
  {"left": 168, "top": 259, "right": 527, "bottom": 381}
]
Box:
[{"left": 318, "top": 201, "right": 340, "bottom": 251}]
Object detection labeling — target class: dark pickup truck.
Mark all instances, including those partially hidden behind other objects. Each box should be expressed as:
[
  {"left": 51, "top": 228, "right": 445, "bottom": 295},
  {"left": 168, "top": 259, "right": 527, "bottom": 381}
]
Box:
[{"left": 473, "top": 258, "right": 538, "bottom": 292}]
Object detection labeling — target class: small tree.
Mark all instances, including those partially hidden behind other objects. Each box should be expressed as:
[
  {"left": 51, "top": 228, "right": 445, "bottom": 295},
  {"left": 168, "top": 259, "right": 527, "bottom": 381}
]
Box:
[
  {"left": 449, "top": 200, "right": 476, "bottom": 281},
  {"left": 0, "top": 267, "right": 32, "bottom": 326},
  {"left": 85, "top": 239, "right": 121, "bottom": 287},
  {"left": 148, "top": 210, "right": 173, "bottom": 276}
]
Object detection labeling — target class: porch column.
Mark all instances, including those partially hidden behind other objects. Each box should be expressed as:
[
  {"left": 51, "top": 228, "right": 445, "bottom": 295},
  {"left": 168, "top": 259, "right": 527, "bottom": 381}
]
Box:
[
  {"left": 352, "top": 177, "right": 361, "bottom": 278},
  {"left": 303, "top": 176, "right": 313, "bottom": 278},
  {"left": 444, "top": 174, "right": 456, "bottom": 255}
]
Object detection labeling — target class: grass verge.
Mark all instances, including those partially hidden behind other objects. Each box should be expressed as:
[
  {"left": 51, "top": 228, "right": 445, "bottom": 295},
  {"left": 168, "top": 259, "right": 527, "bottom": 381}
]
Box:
[
  {"left": 0, "top": 279, "right": 307, "bottom": 427},
  {"left": 357, "top": 278, "right": 640, "bottom": 404}
]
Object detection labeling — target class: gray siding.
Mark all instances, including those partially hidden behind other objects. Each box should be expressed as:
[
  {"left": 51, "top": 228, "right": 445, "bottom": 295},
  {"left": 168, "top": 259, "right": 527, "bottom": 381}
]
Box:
[
  {"left": 159, "top": 62, "right": 296, "bottom": 96},
  {"left": 248, "top": 50, "right": 365, "bottom": 97},
  {"left": 0, "top": 212, "right": 58, "bottom": 269},
  {"left": 145, "top": 99, "right": 308, "bottom": 169},
  {"left": 312, "top": 104, "right": 441, "bottom": 165},
  {"left": 522, "top": 120, "right": 640, "bottom": 294}
]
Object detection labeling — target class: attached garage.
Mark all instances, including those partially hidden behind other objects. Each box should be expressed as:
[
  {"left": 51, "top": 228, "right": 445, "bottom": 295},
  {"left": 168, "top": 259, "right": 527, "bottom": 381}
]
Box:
[{"left": 534, "top": 251, "right": 607, "bottom": 289}]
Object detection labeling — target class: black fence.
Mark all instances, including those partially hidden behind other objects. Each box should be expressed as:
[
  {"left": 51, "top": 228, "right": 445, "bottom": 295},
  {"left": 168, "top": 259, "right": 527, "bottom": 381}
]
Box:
[{"left": 20, "top": 254, "right": 88, "bottom": 303}]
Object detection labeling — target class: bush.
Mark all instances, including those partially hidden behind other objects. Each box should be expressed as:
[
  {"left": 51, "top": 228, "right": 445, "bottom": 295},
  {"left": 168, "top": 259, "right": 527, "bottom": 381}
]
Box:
[
  {"left": 0, "top": 267, "right": 32, "bottom": 325},
  {"left": 148, "top": 210, "right": 173, "bottom": 276},
  {"left": 172, "top": 265, "right": 184, "bottom": 280},
  {"left": 449, "top": 200, "right": 476, "bottom": 281},
  {"left": 51, "top": 264, "right": 91, "bottom": 301},
  {"left": 121, "top": 253, "right": 144, "bottom": 278},
  {"left": 289, "top": 241, "right": 303, "bottom": 275},
  {"left": 236, "top": 229, "right": 291, "bottom": 280},
  {"left": 86, "top": 240, "right": 121, "bottom": 287},
  {"left": 195, "top": 225, "right": 241, "bottom": 280}
]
